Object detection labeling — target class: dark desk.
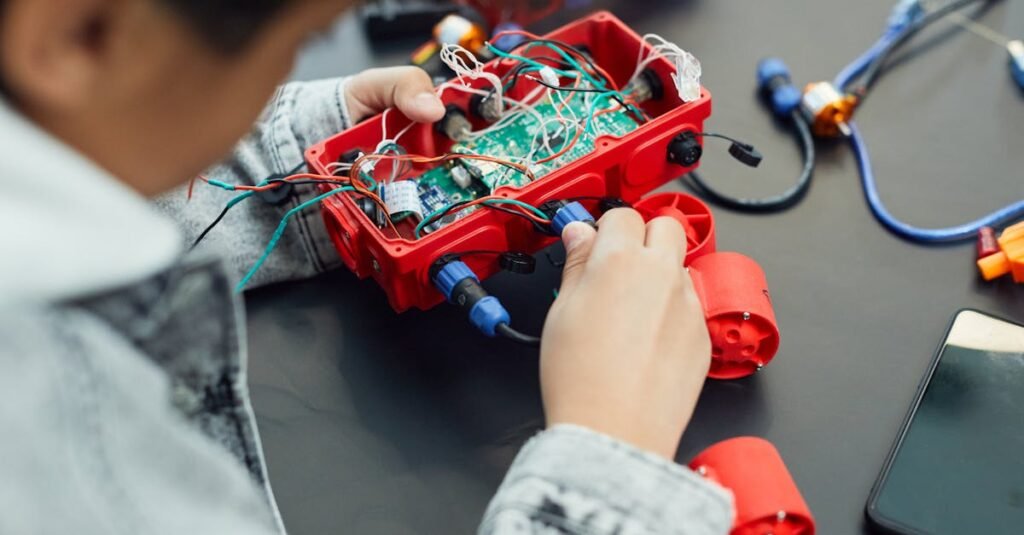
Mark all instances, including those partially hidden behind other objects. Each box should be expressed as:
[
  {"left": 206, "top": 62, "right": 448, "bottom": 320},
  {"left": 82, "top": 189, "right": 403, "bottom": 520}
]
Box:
[{"left": 247, "top": 1, "right": 1024, "bottom": 533}]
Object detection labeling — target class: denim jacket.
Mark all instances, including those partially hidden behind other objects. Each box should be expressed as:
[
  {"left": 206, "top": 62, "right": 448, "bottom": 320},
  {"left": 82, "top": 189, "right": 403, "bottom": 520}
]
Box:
[{"left": 0, "top": 78, "right": 733, "bottom": 534}]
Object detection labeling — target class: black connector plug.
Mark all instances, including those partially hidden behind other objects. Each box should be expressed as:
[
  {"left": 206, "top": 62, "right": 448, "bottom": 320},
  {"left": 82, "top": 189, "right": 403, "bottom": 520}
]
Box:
[
  {"left": 728, "top": 142, "right": 763, "bottom": 168},
  {"left": 667, "top": 131, "right": 703, "bottom": 167}
]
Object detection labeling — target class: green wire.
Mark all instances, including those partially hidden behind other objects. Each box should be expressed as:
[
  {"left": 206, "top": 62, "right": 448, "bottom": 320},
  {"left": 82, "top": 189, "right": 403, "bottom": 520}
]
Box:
[
  {"left": 486, "top": 44, "right": 582, "bottom": 82},
  {"left": 414, "top": 198, "right": 551, "bottom": 239},
  {"left": 236, "top": 187, "right": 354, "bottom": 292},
  {"left": 526, "top": 42, "right": 610, "bottom": 91}
]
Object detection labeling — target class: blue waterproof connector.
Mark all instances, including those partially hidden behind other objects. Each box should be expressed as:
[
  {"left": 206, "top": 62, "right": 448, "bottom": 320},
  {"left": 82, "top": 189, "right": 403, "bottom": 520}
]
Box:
[
  {"left": 757, "top": 58, "right": 801, "bottom": 117},
  {"left": 433, "top": 260, "right": 476, "bottom": 301},
  {"left": 551, "top": 201, "right": 596, "bottom": 235},
  {"left": 467, "top": 296, "right": 511, "bottom": 337},
  {"left": 431, "top": 260, "right": 511, "bottom": 337}
]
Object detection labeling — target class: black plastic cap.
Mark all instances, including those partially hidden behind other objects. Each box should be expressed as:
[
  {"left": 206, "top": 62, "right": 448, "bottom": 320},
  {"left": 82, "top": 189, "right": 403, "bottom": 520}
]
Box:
[
  {"left": 728, "top": 142, "right": 763, "bottom": 168},
  {"left": 499, "top": 252, "right": 537, "bottom": 275}
]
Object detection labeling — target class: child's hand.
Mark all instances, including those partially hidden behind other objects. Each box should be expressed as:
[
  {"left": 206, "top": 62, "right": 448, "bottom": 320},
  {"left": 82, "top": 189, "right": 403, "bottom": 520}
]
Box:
[
  {"left": 344, "top": 67, "right": 446, "bottom": 124},
  {"left": 539, "top": 210, "right": 712, "bottom": 459}
]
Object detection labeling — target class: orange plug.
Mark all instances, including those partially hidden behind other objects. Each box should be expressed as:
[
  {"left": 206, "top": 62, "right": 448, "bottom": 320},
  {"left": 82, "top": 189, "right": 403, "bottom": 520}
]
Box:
[{"left": 977, "top": 222, "right": 1024, "bottom": 283}]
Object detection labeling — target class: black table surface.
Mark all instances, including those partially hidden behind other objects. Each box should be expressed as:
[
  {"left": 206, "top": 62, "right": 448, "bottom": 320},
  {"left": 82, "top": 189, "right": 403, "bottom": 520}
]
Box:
[{"left": 247, "top": 1, "right": 1024, "bottom": 533}]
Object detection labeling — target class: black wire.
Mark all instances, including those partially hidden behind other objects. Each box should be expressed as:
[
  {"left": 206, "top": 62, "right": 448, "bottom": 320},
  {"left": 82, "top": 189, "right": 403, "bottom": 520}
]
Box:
[
  {"left": 190, "top": 163, "right": 312, "bottom": 250},
  {"left": 849, "top": 0, "right": 989, "bottom": 96},
  {"left": 419, "top": 199, "right": 473, "bottom": 232},
  {"left": 685, "top": 110, "right": 816, "bottom": 212},
  {"left": 496, "top": 323, "right": 541, "bottom": 346},
  {"left": 695, "top": 132, "right": 755, "bottom": 149},
  {"left": 191, "top": 201, "right": 239, "bottom": 250},
  {"left": 487, "top": 204, "right": 552, "bottom": 233}
]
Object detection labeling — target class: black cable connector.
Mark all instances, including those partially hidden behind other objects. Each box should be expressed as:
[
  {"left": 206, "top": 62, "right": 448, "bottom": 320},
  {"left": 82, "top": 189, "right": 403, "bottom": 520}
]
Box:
[
  {"left": 684, "top": 111, "right": 816, "bottom": 213},
  {"left": 496, "top": 323, "right": 541, "bottom": 346}
]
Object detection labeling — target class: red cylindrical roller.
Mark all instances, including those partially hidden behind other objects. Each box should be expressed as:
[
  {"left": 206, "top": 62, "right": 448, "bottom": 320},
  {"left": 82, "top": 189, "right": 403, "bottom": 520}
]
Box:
[
  {"left": 688, "top": 252, "right": 779, "bottom": 379},
  {"left": 632, "top": 192, "right": 716, "bottom": 263},
  {"left": 689, "top": 437, "right": 815, "bottom": 535}
]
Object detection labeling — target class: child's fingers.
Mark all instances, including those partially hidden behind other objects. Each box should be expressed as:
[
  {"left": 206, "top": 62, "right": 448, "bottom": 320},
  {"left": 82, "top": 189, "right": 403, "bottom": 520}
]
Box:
[{"left": 345, "top": 67, "right": 444, "bottom": 124}]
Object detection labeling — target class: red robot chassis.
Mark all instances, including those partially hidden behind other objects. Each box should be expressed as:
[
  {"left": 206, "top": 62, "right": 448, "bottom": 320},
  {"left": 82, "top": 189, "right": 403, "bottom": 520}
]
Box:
[
  {"left": 304, "top": 12, "right": 813, "bottom": 533},
  {"left": 306, "top": 12, "right": 779, "bottom": 381}
]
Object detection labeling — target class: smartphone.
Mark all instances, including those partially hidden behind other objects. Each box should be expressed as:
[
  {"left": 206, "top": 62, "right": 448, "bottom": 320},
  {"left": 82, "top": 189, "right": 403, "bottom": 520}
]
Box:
[{"left": 865, "top": 309, "right": 1024, "bottom": 534}]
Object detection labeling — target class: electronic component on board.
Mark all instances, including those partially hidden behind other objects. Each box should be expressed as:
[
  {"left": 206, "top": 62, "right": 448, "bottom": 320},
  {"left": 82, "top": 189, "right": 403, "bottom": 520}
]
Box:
[
  {"left": 450, "top": 164, "right": 473, "bottom": 189},
  {"left": 436, "top": 104, "right": 472, "bottom": 141}
]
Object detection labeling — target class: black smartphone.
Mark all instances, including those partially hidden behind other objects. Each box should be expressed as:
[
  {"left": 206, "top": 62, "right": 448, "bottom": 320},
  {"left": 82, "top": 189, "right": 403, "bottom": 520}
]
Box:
[{"left": 865, "top": 309, "right": 1024, "bottom": 534}]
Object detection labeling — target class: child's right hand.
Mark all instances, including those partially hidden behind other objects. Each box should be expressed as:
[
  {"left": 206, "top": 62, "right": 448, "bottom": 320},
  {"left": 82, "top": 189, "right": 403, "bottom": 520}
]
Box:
[{"left": 539, "top": 209, "right": 711, "bottom": 459}]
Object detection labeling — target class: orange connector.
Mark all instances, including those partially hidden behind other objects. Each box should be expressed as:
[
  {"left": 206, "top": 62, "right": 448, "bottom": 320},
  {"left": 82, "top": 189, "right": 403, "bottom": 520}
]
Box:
[{"left": 977, "top": 222, "right": 1024, "bottom": 283}]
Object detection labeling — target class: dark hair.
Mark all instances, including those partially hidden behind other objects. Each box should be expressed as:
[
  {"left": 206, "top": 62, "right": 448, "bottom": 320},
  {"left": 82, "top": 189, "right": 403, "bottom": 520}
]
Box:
[
  {"left": 0, "top": 0, "right": 289, "bottom": 98},
  {"left": 0, "top": 0, "right": 293, "bottom": 54},
  {"left": 158, "top": 0, "right": 293, "bottom": 52}
]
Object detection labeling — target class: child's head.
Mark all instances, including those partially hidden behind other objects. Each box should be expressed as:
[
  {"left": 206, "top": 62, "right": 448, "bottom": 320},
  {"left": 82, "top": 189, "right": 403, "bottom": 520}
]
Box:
[{"left": 0, "top": 0, "right": 353, "bottom": 195}]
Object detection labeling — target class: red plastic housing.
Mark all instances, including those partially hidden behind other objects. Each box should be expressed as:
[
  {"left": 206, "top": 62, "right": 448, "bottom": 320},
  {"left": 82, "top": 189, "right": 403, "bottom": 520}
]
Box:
[
  {"left": 689, "top": 437, "right": 816, "bottom": 535},
  {"left": 305, "top": 11, "right": 712, "bottom": 312},
  {"left": 305, "top": 12, "right": 780, "bottom": 378}
]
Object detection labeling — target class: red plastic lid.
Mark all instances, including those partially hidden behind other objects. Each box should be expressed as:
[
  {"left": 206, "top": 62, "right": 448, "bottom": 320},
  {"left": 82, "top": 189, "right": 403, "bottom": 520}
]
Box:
[{"left": 707, "top": 311, "right": 780, "bottom": 379}]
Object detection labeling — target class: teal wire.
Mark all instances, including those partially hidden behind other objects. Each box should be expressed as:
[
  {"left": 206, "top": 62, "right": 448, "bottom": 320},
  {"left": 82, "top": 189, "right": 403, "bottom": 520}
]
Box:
[
  {"left": 414, "top": 198, "right": 551, "bottom": 239},
  {"left": 486, "top": 44, "right": 582, "bottom": 82},
  {"left": 227, "top": 191, "right": 255, "bottom": 207},
  {"left": 236, "top": 187, "right": 354, "bottom": 292},
  {"left": 527, "top": 42, "right": 609, "bottom": 91}
]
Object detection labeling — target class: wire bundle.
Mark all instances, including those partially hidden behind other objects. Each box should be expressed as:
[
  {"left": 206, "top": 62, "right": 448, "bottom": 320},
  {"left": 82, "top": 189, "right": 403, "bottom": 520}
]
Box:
[
  {"left": 196, "top": 32, "right": 704, "bottom": 293},
  {"left": 836, "top": 0, "right": 1024, "bottom": 243}
]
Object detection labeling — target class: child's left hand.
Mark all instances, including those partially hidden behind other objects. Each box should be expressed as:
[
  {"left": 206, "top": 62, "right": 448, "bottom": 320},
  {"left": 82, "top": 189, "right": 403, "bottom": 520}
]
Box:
[{"left": 344, "top": 66, "right": 446, "bottom": 124}]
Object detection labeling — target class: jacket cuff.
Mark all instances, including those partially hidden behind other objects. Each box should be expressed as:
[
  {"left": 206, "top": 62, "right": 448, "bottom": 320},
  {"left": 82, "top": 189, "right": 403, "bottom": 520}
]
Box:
[
  {"left": 486, "top": 424, "right": 735, "bottom": 534},
  {"left": 277, "top": 77, "right": 354, "bottom": 274}
]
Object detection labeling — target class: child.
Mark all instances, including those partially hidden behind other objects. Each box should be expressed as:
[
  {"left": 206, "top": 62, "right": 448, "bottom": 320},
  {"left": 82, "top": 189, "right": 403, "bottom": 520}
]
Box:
[{"left": 0, "top": 0, "right": 731, "bottom": 533}]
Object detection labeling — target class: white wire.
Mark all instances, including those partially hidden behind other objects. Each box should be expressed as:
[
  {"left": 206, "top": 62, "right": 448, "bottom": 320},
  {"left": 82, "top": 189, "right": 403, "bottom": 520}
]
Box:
[
  {"left": 438, "top": 44, "right": 504, "bottom": 104},
  {"left": 629, "top": 33, "right": 702, "bottom": 102}
]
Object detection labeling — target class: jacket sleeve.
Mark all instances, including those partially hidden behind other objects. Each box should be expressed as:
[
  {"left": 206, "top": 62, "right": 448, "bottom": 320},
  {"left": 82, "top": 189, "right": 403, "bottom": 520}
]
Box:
[
  {"left": 153, "top": 77, "right": 354, "bottom": 289},
  {"left": 480, "top": 425, "right": 734, "bottom": 535}
]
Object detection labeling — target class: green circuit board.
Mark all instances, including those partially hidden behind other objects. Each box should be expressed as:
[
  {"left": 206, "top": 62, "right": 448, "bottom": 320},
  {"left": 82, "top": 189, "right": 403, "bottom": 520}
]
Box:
[{"left": 417, "top": 93, "right": 639, "bottom": 205}]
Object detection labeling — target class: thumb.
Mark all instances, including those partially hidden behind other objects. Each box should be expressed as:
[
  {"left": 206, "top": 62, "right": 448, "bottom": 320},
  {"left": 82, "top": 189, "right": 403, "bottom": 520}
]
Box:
[
  {"left": 345, "top": 66, "right": 446, "bottom": 124},
  {"left": 558, "top": 222, "right": 597, "bottom": 295}
]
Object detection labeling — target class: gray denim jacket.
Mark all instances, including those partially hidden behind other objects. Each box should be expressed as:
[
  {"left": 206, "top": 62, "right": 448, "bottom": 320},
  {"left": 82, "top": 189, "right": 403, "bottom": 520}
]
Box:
[{"left": 0, "top": 78, "right": 733, "bottom": 534}]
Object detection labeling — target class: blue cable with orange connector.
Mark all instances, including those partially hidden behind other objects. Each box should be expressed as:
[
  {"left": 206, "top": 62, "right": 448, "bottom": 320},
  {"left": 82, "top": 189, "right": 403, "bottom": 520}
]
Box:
[{"left": 835, "top": 0, "right": 1024, "bottom": 242}]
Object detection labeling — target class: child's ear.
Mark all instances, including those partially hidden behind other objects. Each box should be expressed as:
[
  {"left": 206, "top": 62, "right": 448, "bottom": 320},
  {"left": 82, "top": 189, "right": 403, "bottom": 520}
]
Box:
[{"left": 0, "top": 0, "right": 124, "bottom": 111}]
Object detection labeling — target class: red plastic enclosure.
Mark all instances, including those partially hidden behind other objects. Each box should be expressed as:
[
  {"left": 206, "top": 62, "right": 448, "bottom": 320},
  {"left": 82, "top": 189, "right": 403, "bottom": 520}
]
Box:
[
  {"left": 305, "top": 11, "right": 712, "bottom": 312},
  {"left": 305, "top": 12, "right": 779, "bottom": 377},
  {"left": 634, "top": 194, "right": 780, "bottom": 379},
  {"left": 689, "top": 437, "right": 816, "bottom": 535}
]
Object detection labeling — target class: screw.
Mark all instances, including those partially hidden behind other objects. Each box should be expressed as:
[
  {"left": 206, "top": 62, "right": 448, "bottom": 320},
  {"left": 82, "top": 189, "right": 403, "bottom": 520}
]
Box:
[
  {"left": 696, "top": 466, "right": 707, "bottom": 476},
  {"left": 776, "top": 511, "right": 787, "bottom": 522},
  {"left": 372, "top": 259, "right": 381, "bottom": 273},
  {"left": 743, "top": 312, "right": 751, "bottom": 320},
  {"left": 756, "top": 364, "right": 764, "bottom": 372}
]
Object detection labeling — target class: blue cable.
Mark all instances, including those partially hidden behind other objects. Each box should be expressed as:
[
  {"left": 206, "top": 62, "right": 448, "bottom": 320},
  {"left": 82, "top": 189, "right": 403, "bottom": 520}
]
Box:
[
  {"left": 834, "top": 2, "right": 1024, "bottom": 243},
  {"left": 236, "top": 187, "right": 353, "bottom": 292},
  {"left": 848, "top": 121, "right": 1024, "bottom": 243},
  {"left": 833, "top": 32, "right": 899, "bottom": 90}
]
